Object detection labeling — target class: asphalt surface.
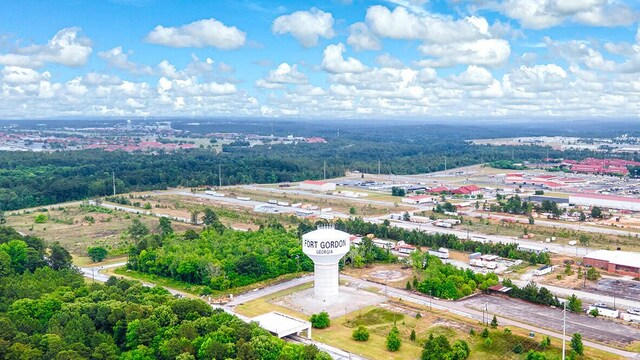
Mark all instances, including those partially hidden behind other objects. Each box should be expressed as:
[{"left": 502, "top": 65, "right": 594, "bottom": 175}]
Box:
[{"left": 461, "top": 295, "right": 640, "bottom": 346}]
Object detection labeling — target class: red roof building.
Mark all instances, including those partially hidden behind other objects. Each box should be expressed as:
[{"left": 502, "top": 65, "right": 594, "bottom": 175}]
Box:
[{"left": 452, "top": 185, "right": 483, "bottom": 195}]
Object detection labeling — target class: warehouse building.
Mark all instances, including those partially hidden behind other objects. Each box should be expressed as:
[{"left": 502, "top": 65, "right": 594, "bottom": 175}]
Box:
[
  {"left": 583, "top": 250, "right": 640, "bottom": 276},
  {"left": 299, "top": 180, "right": 336, "bottom": 192},
  {"left": 569, "top": 193, "right": 640, "bottom": 212}
]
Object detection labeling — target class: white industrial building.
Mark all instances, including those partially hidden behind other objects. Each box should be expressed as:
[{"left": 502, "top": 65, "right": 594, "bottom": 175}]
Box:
[
  {"left": 300, "top": 180, "right": 336, "bottom": 192},
  {"left": 302, "top": 226, "right": 350, "bottom": 301},
  {"left": 569, "top": 193, "right": 640, "bottom": 212},
  {"left": 401, "top": 195, "right": 435, "bottom": 204}
]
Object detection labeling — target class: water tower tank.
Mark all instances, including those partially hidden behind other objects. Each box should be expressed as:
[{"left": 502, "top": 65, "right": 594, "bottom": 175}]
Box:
[{"left": 302, "top": 226, "right": 350, "bottom": 301}]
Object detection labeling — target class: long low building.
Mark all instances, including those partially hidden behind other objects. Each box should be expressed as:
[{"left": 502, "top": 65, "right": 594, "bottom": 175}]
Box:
[
  {"left": 569, "top": 193, "right": 640, "bottom": 212},
  {"left": 583, "top": 250, "right": 640, "bottom": 276}
]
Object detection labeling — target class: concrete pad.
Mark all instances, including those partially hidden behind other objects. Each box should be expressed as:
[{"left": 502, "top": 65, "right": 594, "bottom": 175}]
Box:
[{"left": 272, "top": 285, "right": 387, "bottom": 317}]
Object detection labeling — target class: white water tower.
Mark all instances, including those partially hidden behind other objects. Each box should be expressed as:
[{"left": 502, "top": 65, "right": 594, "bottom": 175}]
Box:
[{"left": 302, "top": 226, "right": 350, "bottom": 302}]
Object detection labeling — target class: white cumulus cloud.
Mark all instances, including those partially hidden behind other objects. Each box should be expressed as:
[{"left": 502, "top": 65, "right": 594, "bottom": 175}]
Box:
[
  {"left": 272, "top": 8, "right": 335, "bottom": 47},
  {"left": 0, "top": 27, "right": 92, "bottom": 68},
  {"left": 146, "top": 18, "right": 246, "bottom": 49},
  {"left": 321, "top": 43, "right": 368, "bottom": 74}
]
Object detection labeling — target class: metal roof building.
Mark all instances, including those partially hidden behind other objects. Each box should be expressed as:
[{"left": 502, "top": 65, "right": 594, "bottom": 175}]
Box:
[{"left": 583, "top": 250, "right": 640, "bottom": 277}]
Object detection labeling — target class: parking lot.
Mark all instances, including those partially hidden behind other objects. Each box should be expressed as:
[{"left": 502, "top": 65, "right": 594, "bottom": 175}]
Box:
[
  {"left": 461, "top": 295, "right": 640, "bottom": 346},
  {"left": 591, "top": 278, "right": 640, "bottom": 303}
]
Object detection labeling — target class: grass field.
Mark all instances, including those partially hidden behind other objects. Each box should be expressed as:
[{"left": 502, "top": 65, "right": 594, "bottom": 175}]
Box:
[{"left": 5, "top": 204, "right": 199, "bottom": 256}]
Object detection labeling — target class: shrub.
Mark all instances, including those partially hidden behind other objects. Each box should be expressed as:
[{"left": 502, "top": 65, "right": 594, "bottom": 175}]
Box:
[
  {"left": 513, "top": 343, "right": 524, "bottom": 354},
  {"left": 34, "top": 214, "right": 48, "bottom": 223},
  {"left": 481, "top": 328, "right": 489, "bottom": 338},
  {"left": 352, "top": 326, "right": 369, "bottom": 341},
  {"left": 410, "top": 329, "right": 416, "bottom": 341},
  {"left": 310, "top": 311, "right": 330, "bottom": 329}
]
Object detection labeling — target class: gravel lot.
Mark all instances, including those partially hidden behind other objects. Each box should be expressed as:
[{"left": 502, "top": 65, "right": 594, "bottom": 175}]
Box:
[{"left": 461, "top": 295, "right": 640, "bottom": 346}]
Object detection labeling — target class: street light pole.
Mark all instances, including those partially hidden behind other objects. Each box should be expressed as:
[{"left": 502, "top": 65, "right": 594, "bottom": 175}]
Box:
[{"left": 562, "top": 301, "right": 566, "bottom": 360}]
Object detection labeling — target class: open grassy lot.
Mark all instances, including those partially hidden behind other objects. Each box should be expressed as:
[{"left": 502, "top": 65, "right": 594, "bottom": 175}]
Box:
[{"left": 5, "top": 204, "right": 198, "bottom": 256}]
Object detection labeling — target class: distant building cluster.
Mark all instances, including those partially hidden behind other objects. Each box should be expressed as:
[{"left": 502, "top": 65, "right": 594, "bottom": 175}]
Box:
[{"left": 561, "top": 158, "right": 640, "bottom": 176}]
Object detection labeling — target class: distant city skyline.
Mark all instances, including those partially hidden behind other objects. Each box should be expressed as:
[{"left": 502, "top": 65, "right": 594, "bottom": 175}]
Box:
[{"left": 2, "top": 0, "right": 640, "bottom": 119}]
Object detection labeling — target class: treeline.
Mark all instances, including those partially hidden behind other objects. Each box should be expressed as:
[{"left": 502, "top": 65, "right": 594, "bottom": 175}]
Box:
[
  {"left": 334, "top": 218, "right": 551, "bottom": 265},
  {"left": 501, "top": 279, "right": 561, "bottom": 307},
  {"left": 0, "top": 224, "right": 330, "bottom": 359},
  {"left": 127, "top": 226, "right": 313, "bottom": 291},
  {"left": 408, "top": 254, "right": 499, "bottom": 300},
  {"left": 0, "top": 121, "right": 607, "bottom": 211},
  {"left": 0, "top": 226, "right": 72, "bottom": 275}
]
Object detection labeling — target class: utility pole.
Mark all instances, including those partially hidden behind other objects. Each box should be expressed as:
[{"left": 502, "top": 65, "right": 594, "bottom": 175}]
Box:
[
  {"left": 218, "top": 164, "right": 222, "bottom": 187},
  {"left": 378, "top": 159, "right": 381, "bottom": 175},
  {"left": 562, "top": 300, "right": 566, "bottom": 360},
  {"left": 112, "top": 172, "right": 116, "bottom": 196},
  {"left": 444, "top": 156, "right": 447, "bottom": 171}
]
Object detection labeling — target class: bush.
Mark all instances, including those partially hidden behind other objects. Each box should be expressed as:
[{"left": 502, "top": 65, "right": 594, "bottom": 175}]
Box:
[
  {"left": 484, "top": 338, "right": 493, "bottom": 348},
  {"left": 513, "top": 343, "right": 524, "bottom": 354},
  {"left": 310, "top": 311, "right": 330, "bottom": 329},
  {"left": 352, "top": 326, "right": 369, "bottom": 341},
  {"left": 34, "top": 214, "right": 48, "bottom": 223},
  {"left": 410, "top": 329, "right": 416, "bottom": 341},
  {"left": 481, "top": 328, "right": 489, "bottom": 338},
  {"left": 386, "top": 327, "right": 401, "bottom": 352}
]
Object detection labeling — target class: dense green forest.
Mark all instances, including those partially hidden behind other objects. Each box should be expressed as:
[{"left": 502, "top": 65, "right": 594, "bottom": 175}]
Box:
[
  {"left": 127, "top": 226, "right": 314, "bottom": 291},
  {"left": 332, "top": 218, "right": 551, "bottom": 265},
  {"left": 0, "top": 225, "right": 330, "bottom": 360},
  {"left": 0, "top": 120, "right": 615, "bottom": 211},
  {"left": 408, "top": 253, "right": 500, "bottom": 300}
]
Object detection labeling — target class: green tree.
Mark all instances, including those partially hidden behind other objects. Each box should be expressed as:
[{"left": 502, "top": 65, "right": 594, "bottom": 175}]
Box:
[
  {"left": 578, "top": 211, "right": 586, "bottom": 221},
  {"left": 589, "top": 308, "right": 599, "bottom": 317},
  {"left": 570, "top": 333, "right": 584, "bottom": 355},
  {"left": 586, "top": 267, "right": 600, "bottom": 281},
  {"left": 403, "top": 212, "right": 411, "bottom": 221},
  {"left": 88, "top": 246, "right": 109, "bottom": 262},
  {"left": 539, "top": 336, "right": 551, "bottom": 350},
  {"left": 386, "top": 326, "right": 401, "bottom": 352},
  {"left": 35, "top": 214, "right": 48, "bottom": 223},
  {"left": 578, "top": 234, "right": 590, "bottom": 246},
  {"left": 422, "top": 334, "right": 451, "bottom": 360},
  {"left": 481, "top": 328, "right": 489, "bottom": 338},
  {"left": 490, "top": 315, "right": 498, "bottom": 328},
  {"left": 484, "top": 337, "right": 493, "bottom": 348},
  {"left": 352, "top": 326, "right": 369, "bottom": 341},
  {"left": 349, "top": 207, "right": 356, "bottom": 215},
  {"left": 310, "top": 312, "right": 330, "bottom": 329},
  {"left": 567, "top": 294, "right": 582, "bottom": 313},
  {"left": 128, "top": 219, "right": 149, "bottom": 241},
  {"left": 528, "top": 215, "right": 535, "bottom": 225},
  {"left": 0, "top": 211, "right": 6, "bottom": 224},
  {"left": 526, "top": 350, "right": 547, "bottom": 360},
  {"left": 590, "top": 206, "right": 603, "bottom": 218},
  {"left": 513, "top": 343, "right": 524, "bottom": 354},
  {"left": 158, "top": 217, "right": 173, "bottom": 237},
  {"left": 391, "top": 187, "right": 406, "bottom": 197},
  {"left": 410, "top": 329, "right": 416, "bottom": 341},
  {"left": 49, "top": 242, "right": 72, "bottom": 270}
]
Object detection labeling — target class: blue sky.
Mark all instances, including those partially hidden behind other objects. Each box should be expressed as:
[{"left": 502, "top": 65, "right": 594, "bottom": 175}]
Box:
[{"left": 1, "top": 0, "right": 640, "bottom": 119}]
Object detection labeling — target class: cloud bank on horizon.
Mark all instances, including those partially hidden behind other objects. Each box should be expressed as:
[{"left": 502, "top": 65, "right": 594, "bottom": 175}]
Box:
[{"left": 1, "top": 0, "right": 640, "bottom": 119}]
